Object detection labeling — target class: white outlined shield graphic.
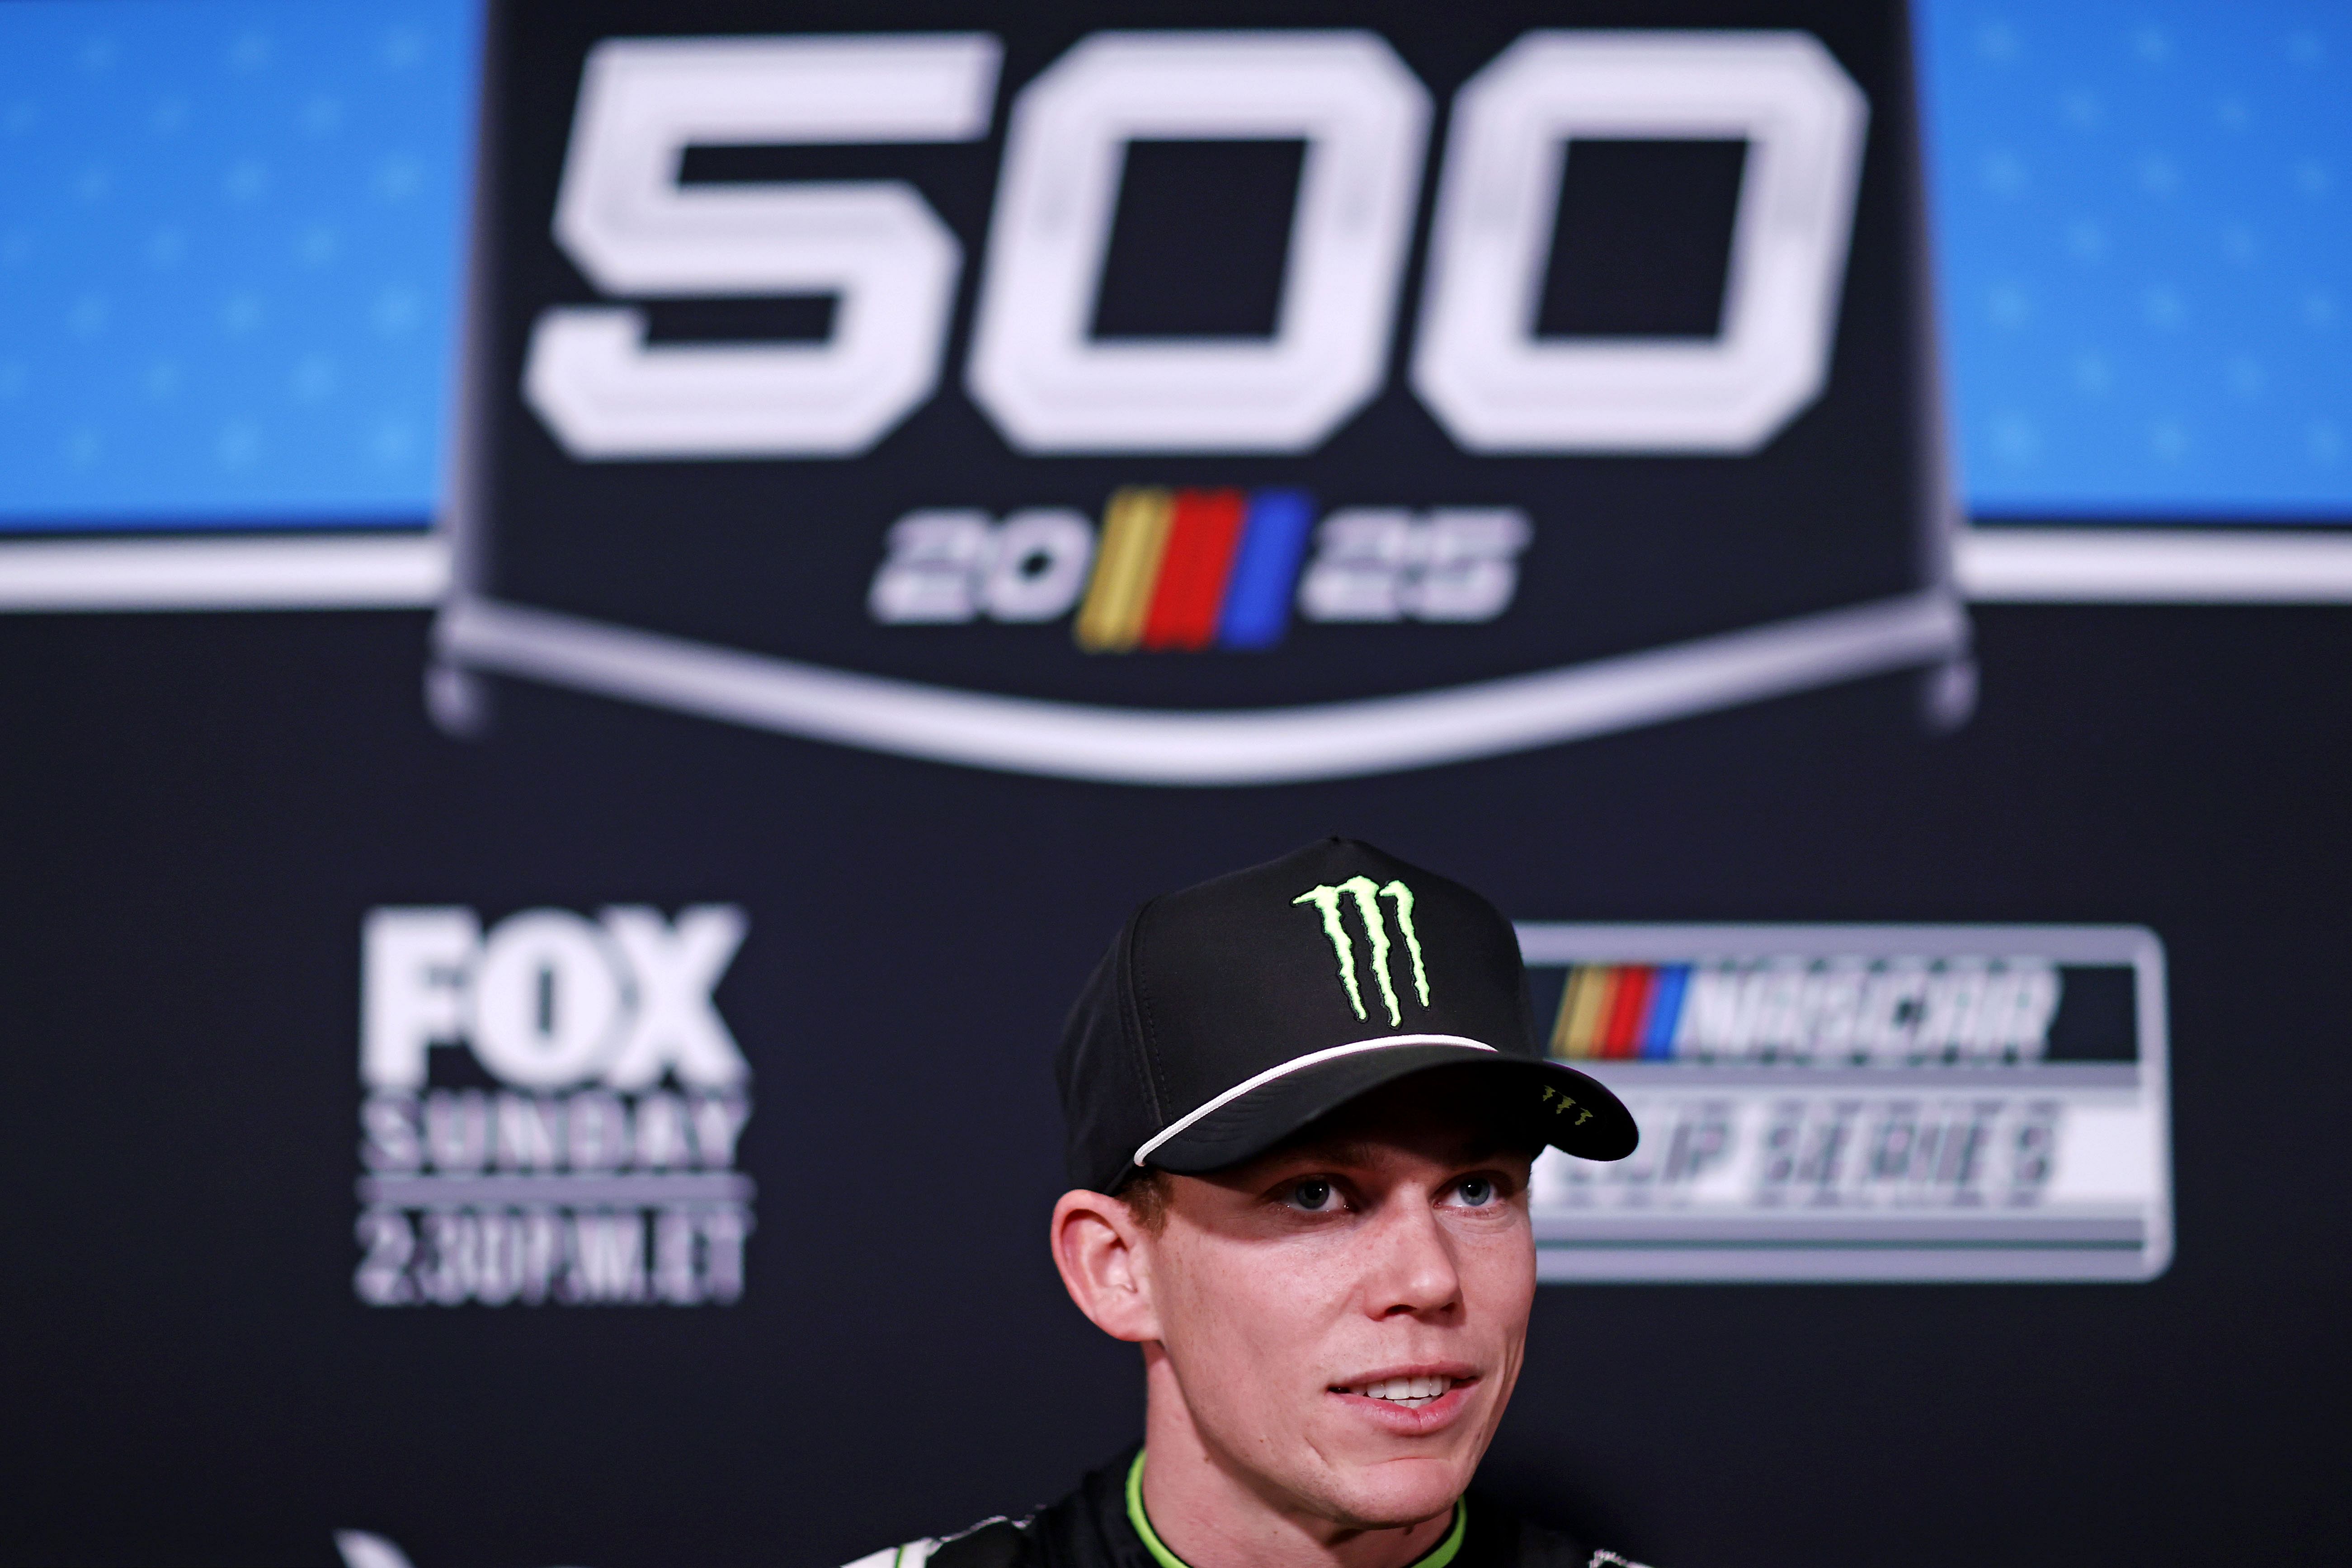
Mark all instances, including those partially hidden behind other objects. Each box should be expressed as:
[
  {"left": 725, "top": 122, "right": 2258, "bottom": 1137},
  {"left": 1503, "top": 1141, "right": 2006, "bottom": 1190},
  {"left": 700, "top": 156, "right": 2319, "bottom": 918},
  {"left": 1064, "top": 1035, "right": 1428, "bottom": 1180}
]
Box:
[{"left": 433, "top": 2, "right": 1969, "bottom": 784}]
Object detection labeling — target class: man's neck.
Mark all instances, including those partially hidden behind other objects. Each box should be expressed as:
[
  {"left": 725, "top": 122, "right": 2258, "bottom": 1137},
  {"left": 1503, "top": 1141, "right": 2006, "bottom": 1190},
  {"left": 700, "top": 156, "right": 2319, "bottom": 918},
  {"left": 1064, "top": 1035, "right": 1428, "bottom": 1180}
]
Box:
[{"left": 1135, "top": 1366, "right": 1459, "bottom": 1568}]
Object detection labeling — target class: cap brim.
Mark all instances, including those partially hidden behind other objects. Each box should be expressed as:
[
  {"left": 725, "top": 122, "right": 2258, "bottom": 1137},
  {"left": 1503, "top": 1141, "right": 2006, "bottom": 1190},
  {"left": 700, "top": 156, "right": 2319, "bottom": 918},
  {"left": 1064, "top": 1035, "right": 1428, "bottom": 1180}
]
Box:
[{"left": 1141, "top": 1040, "right": 1639, "bottom": 1178}]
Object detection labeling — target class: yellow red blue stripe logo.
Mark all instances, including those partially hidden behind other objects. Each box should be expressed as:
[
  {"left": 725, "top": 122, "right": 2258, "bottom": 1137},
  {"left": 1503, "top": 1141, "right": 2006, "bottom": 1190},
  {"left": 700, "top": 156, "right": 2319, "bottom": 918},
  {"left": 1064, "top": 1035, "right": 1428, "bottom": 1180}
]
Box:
[
  {"left": 1550, "top": 964, "right": 1692, "bottom": 1060},
  {"left": 1075, "top": 486, "right": 1315, "bottom": 653}
]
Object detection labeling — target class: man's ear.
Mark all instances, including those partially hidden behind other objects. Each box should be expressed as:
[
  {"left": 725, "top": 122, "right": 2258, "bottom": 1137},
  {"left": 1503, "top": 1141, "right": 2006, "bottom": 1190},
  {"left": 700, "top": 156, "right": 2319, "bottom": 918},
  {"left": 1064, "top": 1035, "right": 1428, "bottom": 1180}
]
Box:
[{"left": 1050, "top": 1187, "right": 1162, "bottom": 1344}]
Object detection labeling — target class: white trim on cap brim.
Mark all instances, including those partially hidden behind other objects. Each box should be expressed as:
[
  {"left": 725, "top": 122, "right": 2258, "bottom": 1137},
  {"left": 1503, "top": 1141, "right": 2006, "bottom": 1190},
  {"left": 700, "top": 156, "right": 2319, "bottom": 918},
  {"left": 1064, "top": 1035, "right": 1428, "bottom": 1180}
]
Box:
[{"left": 1131, "top": 1035, "right": 1499, "bottom": 1168}]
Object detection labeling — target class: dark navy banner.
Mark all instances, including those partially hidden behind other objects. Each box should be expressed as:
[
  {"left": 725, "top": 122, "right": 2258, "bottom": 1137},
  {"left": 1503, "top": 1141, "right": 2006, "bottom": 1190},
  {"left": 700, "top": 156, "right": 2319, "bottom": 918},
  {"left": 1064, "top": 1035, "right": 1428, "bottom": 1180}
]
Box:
[
  {"left": 3, "top": 4, "right": 2346, "bottom": 1568},
  {"left": 433, "top": 0, "right": 1967, "bottom": 783}
]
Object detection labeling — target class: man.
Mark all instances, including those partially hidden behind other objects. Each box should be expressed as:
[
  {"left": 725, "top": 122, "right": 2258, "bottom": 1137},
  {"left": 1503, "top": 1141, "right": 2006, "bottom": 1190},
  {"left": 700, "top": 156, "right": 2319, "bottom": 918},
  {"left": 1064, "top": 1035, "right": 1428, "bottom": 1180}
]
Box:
[{"left": 848, "top": 838, "right": 1650, "bottom": 1568}]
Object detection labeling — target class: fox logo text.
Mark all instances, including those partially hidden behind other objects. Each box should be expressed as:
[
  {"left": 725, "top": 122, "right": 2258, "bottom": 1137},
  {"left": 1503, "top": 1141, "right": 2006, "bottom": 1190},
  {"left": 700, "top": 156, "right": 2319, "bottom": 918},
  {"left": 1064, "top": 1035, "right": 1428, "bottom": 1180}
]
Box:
[
  {"left": 1296, "top": 878, "right": 1429, "bottom": 1027},
  {"left": 354, "top": 905, "right": 754, "bottom": 1308}
]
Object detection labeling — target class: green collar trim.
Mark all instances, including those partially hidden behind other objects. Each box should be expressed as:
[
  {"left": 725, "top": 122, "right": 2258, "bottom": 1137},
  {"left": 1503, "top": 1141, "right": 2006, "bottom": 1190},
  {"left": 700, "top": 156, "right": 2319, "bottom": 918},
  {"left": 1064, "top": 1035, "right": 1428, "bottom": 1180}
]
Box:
[
  {"left": 1124, "top": 1452, "right": 1191, "bottom": 1568},
  {"left": 1124, "top": 1450, "right": 1468, "bottom": 1568}
]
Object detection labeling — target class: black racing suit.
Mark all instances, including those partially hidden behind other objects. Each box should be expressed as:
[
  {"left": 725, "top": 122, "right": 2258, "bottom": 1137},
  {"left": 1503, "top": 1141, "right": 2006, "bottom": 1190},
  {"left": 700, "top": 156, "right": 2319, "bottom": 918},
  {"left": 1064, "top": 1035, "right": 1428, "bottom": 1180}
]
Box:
[{"left": 847, "top": 1447, "right": 1650, "bottom": 1568}]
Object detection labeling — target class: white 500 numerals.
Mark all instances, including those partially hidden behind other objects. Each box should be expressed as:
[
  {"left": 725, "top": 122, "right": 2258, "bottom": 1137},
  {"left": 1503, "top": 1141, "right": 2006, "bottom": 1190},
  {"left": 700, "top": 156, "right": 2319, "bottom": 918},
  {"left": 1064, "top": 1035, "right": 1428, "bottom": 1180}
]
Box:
[
  {"left": 524, "top": 35, "right": 1001, "bottom": 458},
  {"left": 523, "top": 29, "right": 1866, "bottom": 461}
]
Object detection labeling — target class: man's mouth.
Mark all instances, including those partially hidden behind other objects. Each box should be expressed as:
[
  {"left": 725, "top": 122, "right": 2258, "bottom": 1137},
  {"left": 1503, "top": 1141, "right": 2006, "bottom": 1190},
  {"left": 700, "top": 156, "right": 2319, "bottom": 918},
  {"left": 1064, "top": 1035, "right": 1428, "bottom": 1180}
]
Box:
[{"left": 1333, "top": 1375, "right": 1465, "bottom": 1409}]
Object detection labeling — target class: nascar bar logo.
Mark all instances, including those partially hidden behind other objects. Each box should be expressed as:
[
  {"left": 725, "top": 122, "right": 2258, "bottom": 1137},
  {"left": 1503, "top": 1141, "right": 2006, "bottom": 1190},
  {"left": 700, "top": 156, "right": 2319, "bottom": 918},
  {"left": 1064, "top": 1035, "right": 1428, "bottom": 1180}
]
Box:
[
  {"left": 1549, "top": 956, "right": 2060, "bottom": 1063},
  {"left": 1081, "top": 490, "right": 1316, "bottom": 651},
  {"left": 869, "top": 490, "right": 1528, "bottom": 647},
  {"left": 438, "top": 12, "right": 1968, "bottom": 783},
  {"left": 354, "top": 905, "right": 753, "bottom": 1307},
  {"left": 1518, "top": 924, "right": 2172, "bottom": 1283}
]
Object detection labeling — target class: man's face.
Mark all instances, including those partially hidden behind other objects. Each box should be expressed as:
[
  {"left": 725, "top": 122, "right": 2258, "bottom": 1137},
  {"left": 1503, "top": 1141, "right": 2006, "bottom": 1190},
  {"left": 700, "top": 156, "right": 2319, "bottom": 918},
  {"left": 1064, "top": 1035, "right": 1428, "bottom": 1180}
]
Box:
[{"left": 1140, "top": 1069, "right": 1539, "bottom": 1531}]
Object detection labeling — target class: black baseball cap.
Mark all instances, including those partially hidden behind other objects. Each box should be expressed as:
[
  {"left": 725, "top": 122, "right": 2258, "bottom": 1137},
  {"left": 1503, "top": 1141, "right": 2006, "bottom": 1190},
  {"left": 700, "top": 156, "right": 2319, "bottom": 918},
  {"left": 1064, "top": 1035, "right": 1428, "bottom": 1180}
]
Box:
[{"left": 1057, "top": 837, "right": 1637, "bottom": 1194}]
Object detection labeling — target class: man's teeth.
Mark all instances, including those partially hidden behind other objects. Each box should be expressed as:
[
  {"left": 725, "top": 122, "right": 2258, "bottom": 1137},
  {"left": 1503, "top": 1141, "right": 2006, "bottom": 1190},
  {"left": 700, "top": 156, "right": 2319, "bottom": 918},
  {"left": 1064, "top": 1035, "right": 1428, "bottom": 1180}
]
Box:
[{"left": 1353, "top": 1375, "right": 1453, "bottom": 1408}]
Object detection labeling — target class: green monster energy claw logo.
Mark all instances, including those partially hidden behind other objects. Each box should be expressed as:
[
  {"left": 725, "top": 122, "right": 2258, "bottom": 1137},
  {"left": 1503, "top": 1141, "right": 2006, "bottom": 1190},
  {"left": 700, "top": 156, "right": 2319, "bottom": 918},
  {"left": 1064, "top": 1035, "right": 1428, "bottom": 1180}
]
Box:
[{"left": 1293, "top": 878, "right": 1430, "bottom": 1027}]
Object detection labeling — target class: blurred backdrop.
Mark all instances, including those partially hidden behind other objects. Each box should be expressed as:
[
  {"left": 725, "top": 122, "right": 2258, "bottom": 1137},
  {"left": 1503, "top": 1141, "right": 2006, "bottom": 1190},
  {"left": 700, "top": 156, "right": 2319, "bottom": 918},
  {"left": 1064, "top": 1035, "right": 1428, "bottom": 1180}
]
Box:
[{"left": 1, "top": 3, "right": 2344, "bottom": 1566}]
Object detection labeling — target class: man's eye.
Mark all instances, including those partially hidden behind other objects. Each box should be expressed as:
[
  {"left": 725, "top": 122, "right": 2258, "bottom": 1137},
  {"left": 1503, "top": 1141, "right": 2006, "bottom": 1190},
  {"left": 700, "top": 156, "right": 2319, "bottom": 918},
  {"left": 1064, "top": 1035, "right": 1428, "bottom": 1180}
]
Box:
[
  {"left": 1288, "top": 1178, "right": 1336, "bottom": 1211},
  {"left": 1452, "top": 1177, "right": 1496, "bottom": 1207}
]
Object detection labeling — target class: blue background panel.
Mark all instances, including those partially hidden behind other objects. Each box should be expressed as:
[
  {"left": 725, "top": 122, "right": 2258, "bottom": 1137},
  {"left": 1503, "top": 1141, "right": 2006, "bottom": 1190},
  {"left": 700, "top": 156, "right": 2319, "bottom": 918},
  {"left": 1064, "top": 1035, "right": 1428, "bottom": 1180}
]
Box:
[
  {"left": 1922, "top": 1, "right": 2350, "bottom": 518},
  {"left": 0, "top": 0, "right": 474, "bottom": 527},
  {"left": 0, "top": 0, "right": 2345, "bottom": 530}
]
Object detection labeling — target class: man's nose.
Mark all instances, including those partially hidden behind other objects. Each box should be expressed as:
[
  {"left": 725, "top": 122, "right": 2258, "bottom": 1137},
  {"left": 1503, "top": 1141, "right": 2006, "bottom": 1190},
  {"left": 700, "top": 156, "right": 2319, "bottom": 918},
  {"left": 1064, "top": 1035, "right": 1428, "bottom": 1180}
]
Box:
[{"left": 1362, "top": 1200, "right": 1463, "bottom": 1318}]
